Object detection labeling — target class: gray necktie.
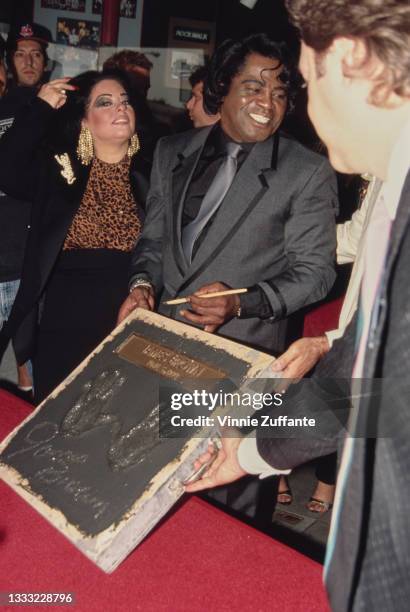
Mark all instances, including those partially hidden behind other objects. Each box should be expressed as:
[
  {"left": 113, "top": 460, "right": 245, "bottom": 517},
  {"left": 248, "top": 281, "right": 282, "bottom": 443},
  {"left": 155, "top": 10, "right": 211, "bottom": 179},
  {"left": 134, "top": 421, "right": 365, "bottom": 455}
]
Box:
[{"left": 182, "top": 142, "right": 242, "bottom": 264}]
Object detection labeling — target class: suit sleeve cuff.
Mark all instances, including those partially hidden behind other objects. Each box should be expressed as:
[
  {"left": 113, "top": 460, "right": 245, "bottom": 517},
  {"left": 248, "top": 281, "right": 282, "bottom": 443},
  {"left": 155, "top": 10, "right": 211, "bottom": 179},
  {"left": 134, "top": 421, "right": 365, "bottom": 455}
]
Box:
[
  {"left": 239, "top": 285, "right": 273, "bottom": 319},
  {"left": 325, "top": 328, "right": 343, "bottom": 348},
  {"left": 237, "top": 436, "right": 291, "bottom": 479},
  {"left": 257, "top": 281, "right": 287, "bottom": 320}
]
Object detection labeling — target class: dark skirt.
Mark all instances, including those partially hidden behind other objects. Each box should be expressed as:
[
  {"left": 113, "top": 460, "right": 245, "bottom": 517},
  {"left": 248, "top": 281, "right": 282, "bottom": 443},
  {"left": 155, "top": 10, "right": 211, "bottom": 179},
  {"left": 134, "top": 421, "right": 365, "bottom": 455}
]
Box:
[{"left": 33, "top": 249, "right": 132, "bottom": 403}]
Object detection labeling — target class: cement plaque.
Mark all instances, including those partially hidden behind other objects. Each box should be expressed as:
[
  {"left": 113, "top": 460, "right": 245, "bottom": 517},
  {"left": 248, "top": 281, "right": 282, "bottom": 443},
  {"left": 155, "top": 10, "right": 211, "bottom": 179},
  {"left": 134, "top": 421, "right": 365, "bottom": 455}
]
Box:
[{"left": 0, "top": 310, "right": 275, "bottom": 572}]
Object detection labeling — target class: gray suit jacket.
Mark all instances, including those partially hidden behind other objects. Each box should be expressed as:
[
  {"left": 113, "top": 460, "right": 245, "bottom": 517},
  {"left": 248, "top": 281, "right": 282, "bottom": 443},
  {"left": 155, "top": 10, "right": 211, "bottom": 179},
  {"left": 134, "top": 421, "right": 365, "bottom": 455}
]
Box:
[
  {"left": 258, "top": 171, "right": 410, "bottom": 611},
  {"left": 130, "top": 125, "right": 338, "bottom": 353}
]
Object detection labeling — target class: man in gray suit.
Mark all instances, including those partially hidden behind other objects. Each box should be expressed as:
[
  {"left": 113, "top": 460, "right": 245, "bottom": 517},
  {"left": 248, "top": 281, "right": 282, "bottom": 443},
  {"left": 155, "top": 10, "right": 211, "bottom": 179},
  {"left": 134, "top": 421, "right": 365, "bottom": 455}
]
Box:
[
  {"left": 187, "top": 1, "right": 410, "bottom": 610},
  {"left": 118, "top": 34, "right": 337, "bottom": 357}
]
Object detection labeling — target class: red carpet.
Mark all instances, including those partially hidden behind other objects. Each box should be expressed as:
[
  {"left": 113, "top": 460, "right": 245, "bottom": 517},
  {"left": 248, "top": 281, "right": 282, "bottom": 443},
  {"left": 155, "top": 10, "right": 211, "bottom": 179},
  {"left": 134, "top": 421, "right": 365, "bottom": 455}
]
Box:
[{"left": 0, "top": 390, "right": 329, "bottom": 612}]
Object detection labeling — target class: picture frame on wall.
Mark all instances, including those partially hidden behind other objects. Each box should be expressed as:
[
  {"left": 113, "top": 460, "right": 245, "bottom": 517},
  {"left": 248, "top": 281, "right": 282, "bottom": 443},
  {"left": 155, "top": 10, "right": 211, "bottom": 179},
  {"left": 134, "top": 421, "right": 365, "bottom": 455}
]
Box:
[
  {"left": 91, "top": 0, "right": 103, "bottom": 13},
  {"left": 41, "top": 1, "right": 86, "bottom": 12},
  {"left": 120, "top": 0, "right": 137, "bottom": 18},
  {"left": 92, "top": 0, "right": 137, "bottom": 19},
  {"left": 169, "top": 48, "right": 205, "bottom": 89},
  {"left": 56, "top": 17, "right": 100, "bottom": 49},
  {"left": 166, "top": 17, "right": 215, "bottom": 90}
]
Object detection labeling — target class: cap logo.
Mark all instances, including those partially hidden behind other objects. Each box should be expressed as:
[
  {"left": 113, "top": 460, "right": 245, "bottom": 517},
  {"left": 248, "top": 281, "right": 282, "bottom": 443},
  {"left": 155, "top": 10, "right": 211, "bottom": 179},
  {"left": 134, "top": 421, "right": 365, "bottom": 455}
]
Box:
[{"left": 19, "top": 24, "right": 34, "bottom": 38}]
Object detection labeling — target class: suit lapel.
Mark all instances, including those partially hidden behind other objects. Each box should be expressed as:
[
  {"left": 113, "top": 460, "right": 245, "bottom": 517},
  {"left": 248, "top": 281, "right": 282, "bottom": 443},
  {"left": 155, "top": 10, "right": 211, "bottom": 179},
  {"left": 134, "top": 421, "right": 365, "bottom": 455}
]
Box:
[
  {"left": 355, "top": 171, "right": 410, "bottom": 454},
  {"left": 41, "top": 153, "right": 90, "bottom": 276},
  {"left": 383, "top": 170, "right": 410, "bottom": 282},
  {"left": 170, "top": 127, "right": 212, "bottom": 275},
  {"left": 176, "top": 134, "right": 277, "bottom": 293},
  {"left": 363, "top": 170, "right": 410, "bottom": 380}
]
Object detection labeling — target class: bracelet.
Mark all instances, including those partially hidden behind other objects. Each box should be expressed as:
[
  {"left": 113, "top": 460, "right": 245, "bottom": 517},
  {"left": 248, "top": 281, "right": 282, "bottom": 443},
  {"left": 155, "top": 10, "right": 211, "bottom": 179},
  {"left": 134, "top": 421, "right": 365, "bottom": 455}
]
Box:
[{"left": 129, "top": 279, "right": 153, "bottom": 293}]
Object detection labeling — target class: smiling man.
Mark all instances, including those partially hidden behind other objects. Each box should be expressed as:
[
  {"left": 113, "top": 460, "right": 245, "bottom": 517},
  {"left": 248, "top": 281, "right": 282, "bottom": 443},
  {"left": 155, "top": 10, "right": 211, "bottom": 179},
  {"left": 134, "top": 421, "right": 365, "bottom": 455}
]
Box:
[
  {"left": 119, "top": 34, "right": 337, "bottom": 363},
  {"left": 118, "top": 33, "right": 338, "bottom": 519}
]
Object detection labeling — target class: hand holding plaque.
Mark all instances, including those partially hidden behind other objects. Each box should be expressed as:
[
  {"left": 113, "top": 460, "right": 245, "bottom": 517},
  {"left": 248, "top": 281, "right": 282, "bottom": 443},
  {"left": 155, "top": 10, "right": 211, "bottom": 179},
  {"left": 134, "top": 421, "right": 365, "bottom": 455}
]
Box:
[
  {"left": 117, "top": 285, "right": 155, "bottom": 324},
  {"left": 184, "top": 437, "right": 247, "bottom": 493}
]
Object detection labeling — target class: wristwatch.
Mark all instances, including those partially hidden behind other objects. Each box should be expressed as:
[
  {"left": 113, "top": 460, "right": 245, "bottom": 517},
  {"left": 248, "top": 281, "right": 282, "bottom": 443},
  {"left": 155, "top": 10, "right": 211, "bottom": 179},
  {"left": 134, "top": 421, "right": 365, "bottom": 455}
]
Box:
[{"left": 129, "top": 278, "right": 153, "bottom": 293}]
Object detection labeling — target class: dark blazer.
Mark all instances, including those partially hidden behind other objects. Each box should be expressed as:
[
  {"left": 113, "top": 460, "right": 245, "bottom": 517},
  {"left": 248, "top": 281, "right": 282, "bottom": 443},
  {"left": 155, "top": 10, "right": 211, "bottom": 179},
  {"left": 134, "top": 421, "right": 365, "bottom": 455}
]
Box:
[
  {"left": 258, "top": 170, "right": 410, "bottom": 611},
  {"left": 130, "top": 125, "right": 338, "bottom": 353},
  {"left": 0, "top": 97, "right": 150, "bottom": 364}
]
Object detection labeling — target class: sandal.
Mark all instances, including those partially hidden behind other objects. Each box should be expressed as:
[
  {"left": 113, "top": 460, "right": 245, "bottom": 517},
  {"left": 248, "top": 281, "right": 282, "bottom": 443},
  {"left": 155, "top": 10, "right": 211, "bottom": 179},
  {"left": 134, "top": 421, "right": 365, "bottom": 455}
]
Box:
[
  {"left": 307, "top": 497, "right": 333, "bottom": 513},
  {"left": 277, "top": 476, "right": 293, "bottom": 505}
]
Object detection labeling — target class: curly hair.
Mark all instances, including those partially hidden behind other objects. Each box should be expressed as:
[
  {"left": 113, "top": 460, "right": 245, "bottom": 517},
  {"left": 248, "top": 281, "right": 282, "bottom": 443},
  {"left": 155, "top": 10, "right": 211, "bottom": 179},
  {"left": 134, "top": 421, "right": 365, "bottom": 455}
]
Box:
[
  {"left": 203, "top": 34, "right": 300, "bottom": 115},
  {"left": 189, "top": 65, "right": 209, "bottom": 88},
  {"left": 285, "top": 0, "right": 410, "bottom": 104},
  {"left": 103, "top": 50, "right": 153, "bottom": 72}
]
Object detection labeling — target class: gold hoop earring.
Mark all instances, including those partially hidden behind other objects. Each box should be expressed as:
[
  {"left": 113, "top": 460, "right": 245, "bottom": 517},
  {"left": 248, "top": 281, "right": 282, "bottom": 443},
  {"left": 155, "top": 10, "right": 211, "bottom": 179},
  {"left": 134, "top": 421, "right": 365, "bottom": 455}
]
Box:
[
  {"left": 77, "top": 126, "right": 94, "bottom": 166},
  {"left": 127, "top": 133, "right": 140, "bottom": 158}
]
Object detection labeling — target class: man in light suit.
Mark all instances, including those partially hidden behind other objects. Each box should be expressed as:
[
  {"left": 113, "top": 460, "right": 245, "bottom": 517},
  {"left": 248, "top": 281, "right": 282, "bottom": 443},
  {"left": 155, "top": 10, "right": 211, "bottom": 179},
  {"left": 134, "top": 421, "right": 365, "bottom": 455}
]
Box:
[
  {"left": 118, "top": 34, "right": 338, "bottom": 358},
  {"left": 187, "top": 1, "right": 410, "bottom": 610}
]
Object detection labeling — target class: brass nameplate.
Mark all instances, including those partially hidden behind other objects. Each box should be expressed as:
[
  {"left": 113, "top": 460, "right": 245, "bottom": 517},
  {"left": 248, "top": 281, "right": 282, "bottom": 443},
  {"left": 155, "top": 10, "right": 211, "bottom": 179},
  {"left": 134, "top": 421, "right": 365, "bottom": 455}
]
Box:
[{"left": 115, "top": 333, "right": 227, "bottom": 381}]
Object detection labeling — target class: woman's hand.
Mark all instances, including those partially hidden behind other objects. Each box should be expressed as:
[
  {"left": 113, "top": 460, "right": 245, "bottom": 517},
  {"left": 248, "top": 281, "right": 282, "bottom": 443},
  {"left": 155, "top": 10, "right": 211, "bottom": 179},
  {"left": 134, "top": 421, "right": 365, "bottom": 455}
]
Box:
[{"left": 37, "top": 77, "right": 77, "bottom": 109}]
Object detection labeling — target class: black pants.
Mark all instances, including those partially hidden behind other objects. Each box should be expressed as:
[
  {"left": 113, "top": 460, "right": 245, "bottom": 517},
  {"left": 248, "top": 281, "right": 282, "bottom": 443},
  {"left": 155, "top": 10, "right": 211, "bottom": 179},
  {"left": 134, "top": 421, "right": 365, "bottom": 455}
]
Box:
[
  {"left": 315, "top": 452, "right": 337, "bottom": 485},
  {"left": 34, "top": 249, "right": 132, "bottom": 404}
]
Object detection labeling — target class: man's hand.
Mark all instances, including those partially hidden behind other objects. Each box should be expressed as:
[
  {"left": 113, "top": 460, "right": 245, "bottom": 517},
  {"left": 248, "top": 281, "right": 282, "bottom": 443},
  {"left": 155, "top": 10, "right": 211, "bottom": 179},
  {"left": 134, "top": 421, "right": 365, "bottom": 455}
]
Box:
[
  {"left": 184, "top": 437, "right": 247, "bottom": 493},
  {"left": 271, "top": 336, "right": 330, "bottom": 379},
  {"left": 117, "top": 286, "right": 155, "bottom": 325},
  {"left": 180, "top": 282, "right": 240, "bottom": 333}
]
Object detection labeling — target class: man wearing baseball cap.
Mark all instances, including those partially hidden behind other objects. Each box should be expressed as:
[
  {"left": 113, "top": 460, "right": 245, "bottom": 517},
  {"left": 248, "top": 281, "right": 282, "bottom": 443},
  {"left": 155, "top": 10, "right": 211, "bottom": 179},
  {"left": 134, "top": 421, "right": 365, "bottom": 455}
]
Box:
[
  {"left": 6, "top": 22, "right": 51, "bottom": 88},
  {"left": 0, "top": 23, "right": 52, "bottom": 397}
]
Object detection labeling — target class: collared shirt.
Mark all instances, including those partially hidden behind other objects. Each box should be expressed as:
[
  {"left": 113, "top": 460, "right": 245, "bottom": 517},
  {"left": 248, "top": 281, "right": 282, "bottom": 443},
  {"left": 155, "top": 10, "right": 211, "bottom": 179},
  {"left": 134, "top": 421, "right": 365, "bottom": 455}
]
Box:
[
  {"left": 353, "top": 115, "right": 410, "bottom": 376},
  {"left": 182, "top": 124, "right": 253, "bottom": 232},
  {"left": 326, "top": 176, "right": 382, "bottom": 347},
  {"left": 182, "top": 123, "right": 273, "bottom": 319}
]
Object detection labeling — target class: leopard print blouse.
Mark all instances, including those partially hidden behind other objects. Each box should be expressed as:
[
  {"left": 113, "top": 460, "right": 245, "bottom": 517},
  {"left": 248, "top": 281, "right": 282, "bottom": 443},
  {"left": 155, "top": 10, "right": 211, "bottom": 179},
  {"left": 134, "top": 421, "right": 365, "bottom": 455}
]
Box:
[{"left": 63, "top": 156, "right": 141, "bottom": 251}]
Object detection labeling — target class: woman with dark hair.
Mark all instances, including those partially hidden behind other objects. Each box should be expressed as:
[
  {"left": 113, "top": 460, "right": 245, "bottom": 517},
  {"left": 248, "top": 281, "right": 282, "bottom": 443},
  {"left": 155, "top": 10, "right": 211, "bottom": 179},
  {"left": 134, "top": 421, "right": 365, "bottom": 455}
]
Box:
[{"left": 0, "top": 69, "right": 150, "bottom": 403}]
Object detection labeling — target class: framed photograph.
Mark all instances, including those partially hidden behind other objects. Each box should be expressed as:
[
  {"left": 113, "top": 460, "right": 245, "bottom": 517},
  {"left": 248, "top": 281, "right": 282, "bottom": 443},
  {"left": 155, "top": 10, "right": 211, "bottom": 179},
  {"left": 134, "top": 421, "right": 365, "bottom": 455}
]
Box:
[
  {"left": 41, "top": 1, "right": 86, "bottom": 12},
  {"left": 170, "top": 48, "right": 204, "bottom": 83},
  {"left": 91, "top": 0, "right": 103, "bottom": 14},
  {"left": 56, "top": 18, "right": 100, "bottom": 49},
  {"left": 166, "top": 17, "right": 215, "bottom": 90},
  {"left": 120, "top": 0, "right": 137, "bottom": 18},
  {"left": 92, "top": 0, "right": 137, "bottom": 19}
]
